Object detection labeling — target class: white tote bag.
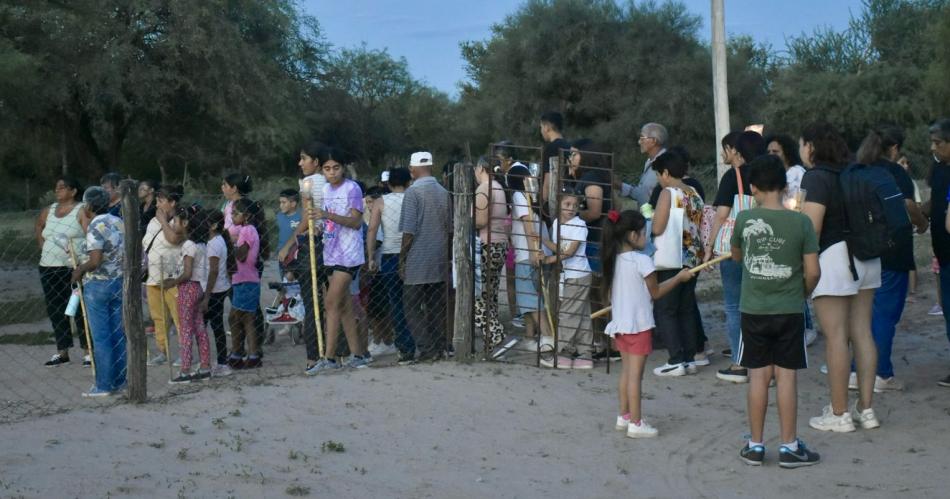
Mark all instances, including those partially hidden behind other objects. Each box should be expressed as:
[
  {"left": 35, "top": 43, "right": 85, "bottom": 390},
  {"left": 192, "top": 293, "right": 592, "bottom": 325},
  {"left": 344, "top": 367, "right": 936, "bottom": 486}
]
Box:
[{"left": 653, "top": 187, "right": 684, "bottom": 270}]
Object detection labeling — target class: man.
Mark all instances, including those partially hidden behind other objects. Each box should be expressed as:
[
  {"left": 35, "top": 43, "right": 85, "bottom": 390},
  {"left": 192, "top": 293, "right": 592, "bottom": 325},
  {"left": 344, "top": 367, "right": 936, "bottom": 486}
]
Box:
[
  {"left": 621, "top": 123, "right": 668, "bottom": 206},
  {"left": 540, "top": 111, "right": 570, "bottom": 209},
  {"left": 100, "top": 172, "right": 124, "bottom": 218},
  {"left": 926, "top": 118, "right": 950, "bottom": 387},
  {"left": 399, "top": 151, "right": 451, "bottom": 362}
]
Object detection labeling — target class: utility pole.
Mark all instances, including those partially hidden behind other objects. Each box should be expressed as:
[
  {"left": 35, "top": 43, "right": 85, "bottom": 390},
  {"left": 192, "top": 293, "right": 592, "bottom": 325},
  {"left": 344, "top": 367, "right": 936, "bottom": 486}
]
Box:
[{"left": 711, "top": 0, "right": 731, "bottom": 180}]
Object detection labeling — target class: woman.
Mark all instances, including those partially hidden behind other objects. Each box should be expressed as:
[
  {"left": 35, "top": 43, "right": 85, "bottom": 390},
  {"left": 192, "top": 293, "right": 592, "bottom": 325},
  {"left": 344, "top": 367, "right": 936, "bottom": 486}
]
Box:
[
  {"left": 800, "top": 122, "right": 881, "bottom": 432},
  {"left": 474, "top": 157, "right": 510, "bottom": 354},
  {"left": 221, "top": 173, "right": 253, "bottom": 239},
  {"left": 71, "top": 186, "right": 126, "bottom": 397},
  {"left": 706, "top": 131, "right": 765, "bottom": 383},
  {"left": 143, "top": 185, "right": 185, "bottom": 366},
  {"left": 35, "top": 176, "right": 91, "bottom": 367},
  {"left": 565, "top": 139, "right": 611, "bottom": 272},
  {"left": 138, "top": 179, "right": 159, "bottom": 235}
]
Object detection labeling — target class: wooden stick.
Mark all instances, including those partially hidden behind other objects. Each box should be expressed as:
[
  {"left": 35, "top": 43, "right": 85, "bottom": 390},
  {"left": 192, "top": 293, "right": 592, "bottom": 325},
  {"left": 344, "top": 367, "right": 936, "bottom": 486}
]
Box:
[
  {"left": 522, "top": 190, "right": 556, "bottom": 336},
  {"left": 68, "top": 242, "right": 95, "bottom": 377},
  {"left": 302, "top": 180, "right": 325, "bottom": 358},
  {"left": 159, "top": 258, "right": 175, "bottom": 381},
  {"left": 590, "top": 253, "right": 733, "bottom": 319}
]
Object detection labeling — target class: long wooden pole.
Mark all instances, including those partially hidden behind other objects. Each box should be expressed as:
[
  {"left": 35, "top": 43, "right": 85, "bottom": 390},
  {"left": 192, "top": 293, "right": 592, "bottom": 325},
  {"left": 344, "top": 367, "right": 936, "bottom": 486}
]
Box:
[
  {"left": 711, "top": 0, "right": 731, "bottom": 181},
  {"left": 159, "top": 258, "right": 175, "bottom": 381},
  {"left": 68, "top": 242, "right": 95, "bottom": 377},
  {"left": 452, "top": 162, "right": 475, "bottom": 361},
  {"left": 302, "top": 180, "right": 325, "bottom": 358},
  {"left": 120, "top": 179, "right": 146, "bottom": 402},
  {"left": 590, "top": 253, "right": 733, "bottom": 319}
]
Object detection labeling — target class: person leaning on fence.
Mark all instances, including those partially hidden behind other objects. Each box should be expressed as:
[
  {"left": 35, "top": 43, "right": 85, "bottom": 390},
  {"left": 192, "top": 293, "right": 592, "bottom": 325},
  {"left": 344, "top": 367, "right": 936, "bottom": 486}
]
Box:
[
  {"left": 474, "top": 156, "right": 510, "bottom": 354},
  {"left": 143, "top": 184, "right": 185, "bottom": 366},
  {"left": 200, "top": 209, "right": 234, "bottom": 377},
  {"left": 306, "top": 147, "right": 369, "bottom": 374},
  {"left": 99, "top": 172, "right": 124, "bottom": 218},
  {"left": 399, "top": 151, "right": 451, "bottom": 362},
  {"left": 366, "top": 168, "right": 416, "bottom": 364},
  {"left": 70, "top": 186, "right": 127, "bottom": 397},
  {"left": 35, "top": 176, "right": 92, "bottom": 367},
  {"left": 539, "top": 190, "right": 593, "bottom": 369}
]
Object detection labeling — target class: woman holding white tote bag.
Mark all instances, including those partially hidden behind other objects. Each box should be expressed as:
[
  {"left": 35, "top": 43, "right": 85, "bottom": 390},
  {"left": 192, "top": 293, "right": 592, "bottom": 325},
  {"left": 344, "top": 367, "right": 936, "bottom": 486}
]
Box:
[{"left": 650, "top": 152, "right": 706, "bottom": 376}]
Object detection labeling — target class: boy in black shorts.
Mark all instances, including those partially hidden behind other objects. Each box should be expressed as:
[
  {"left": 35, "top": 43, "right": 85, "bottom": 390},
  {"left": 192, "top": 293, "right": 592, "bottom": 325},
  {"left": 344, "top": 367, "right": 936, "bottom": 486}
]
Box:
[{"left": 730, "top": 155, "right": 821, "bottom": 468}]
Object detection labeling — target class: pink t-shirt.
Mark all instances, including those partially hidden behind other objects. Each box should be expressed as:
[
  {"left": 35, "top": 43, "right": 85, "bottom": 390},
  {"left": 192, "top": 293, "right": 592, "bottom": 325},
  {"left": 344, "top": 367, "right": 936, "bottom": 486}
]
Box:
[{"left": 232, "top": 224, "right": 260, "bottom": 284}]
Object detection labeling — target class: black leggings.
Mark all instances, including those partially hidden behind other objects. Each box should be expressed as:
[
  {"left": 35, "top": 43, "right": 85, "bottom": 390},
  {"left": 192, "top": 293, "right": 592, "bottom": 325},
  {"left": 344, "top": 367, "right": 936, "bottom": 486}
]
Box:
[
  {"left": 39, "top": 266, "right": 87, "bottom": 352},
  {"left": 205, "top": 291, "right": 229, "bottom": 365}
]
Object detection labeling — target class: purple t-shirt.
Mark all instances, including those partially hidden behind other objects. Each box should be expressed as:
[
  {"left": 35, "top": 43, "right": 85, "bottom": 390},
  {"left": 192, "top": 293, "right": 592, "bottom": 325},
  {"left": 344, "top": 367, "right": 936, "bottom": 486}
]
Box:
[
  {"left": 232, "top": 224, "right": 260, "bottom": 284},
  {"left": 322, "top": 179, "right": 365, "bottom": 267}
]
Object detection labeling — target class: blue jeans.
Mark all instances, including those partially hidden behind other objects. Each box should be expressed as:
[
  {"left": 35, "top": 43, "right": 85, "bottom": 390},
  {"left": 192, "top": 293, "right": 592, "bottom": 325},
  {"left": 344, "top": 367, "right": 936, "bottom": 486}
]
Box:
[
  {"left": 720, "top": 258, "right": 742, "bottom": 364},
  {"left": 869, "top": 270, "right": 908, "bottom": 378},
  {"left": 381, "top": 254, "right": 415, "bottom": 354},
  {"left": 83, "top": 278, "right": 127, "bottom": 391},
  {"left": 586, "top": 241, "right": 601, "bottom": 273}
]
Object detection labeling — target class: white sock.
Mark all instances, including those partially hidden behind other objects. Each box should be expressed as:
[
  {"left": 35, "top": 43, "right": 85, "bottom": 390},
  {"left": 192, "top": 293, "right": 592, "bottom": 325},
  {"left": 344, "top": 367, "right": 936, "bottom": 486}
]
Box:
[
  {"left": 748, "top": 440, "right": 764, "bottom": 449},
  {"left": 782, "top": 440, "right": 799, "bottom": 452}
]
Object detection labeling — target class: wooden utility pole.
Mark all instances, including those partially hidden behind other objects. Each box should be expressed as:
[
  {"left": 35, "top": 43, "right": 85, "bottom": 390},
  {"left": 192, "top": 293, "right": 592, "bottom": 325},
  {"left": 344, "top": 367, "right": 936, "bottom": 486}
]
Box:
[
  {"left": 120, "top": 179, "right": 146, "bottom": 402},
  {"left": 711, "top": 0, "right": 731, "bottom": 180},
  {"left": 452, "top": 162, "right": 474, "bottom": 361}
]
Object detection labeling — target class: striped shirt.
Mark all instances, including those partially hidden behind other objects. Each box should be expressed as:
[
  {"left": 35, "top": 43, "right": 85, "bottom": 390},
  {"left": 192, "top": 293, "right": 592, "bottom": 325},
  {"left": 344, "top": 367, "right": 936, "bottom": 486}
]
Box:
[{"left": 399, "top": 176, "right": 451, "bottom": 285}]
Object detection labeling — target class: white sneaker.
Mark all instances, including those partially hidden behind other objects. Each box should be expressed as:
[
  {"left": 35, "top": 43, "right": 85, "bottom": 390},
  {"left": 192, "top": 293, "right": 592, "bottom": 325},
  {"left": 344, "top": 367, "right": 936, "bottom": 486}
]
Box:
[
  {"left": 653, "top": 363, "right": 687, "bottom": 377},
  {"left": 172, "top": 357, "right": 182, "bottom": 368},
  {"left": 804, "top": 328, "right": 818, "bottom": 347},
  {"left": 211, "top": 364, "right": 233, "bottom": 377},
  {"left": 626, "top": 420, "right": 659, "bottom": 438},
  {"left": 819, "top": 364, "right": 828, "bottom": 374},
  {"left": 848, "top": 372, "right": 858, "bottom": 390},
  {"left": 928, "top": 304, "right": 943, "bottom": 316},
  {"left": 615, "top": 416, "right": 629, "bottom": 431},
  {"left": 511, "top": 315, "right": 526, "bottom": 329},
  {"left": 368, "top": 342, "right": 397, "bottom": 358},
  {"left": 147, "top": 353, "right": 167, "bottom": 366},
  {"left": 691, "top": 353, "right": 710, "bottom": 366},
  {"left": 874, "top": 376, "right": 904, "bottom": 393},
  {"left": 685, "top": 362, "right": 699, "bottom": 374},
  {"left": 809, "top": 404, "right": 856, "bottom": 433},
  {"left": 850, "top": 400, "right": 881, "bottom": 429}
]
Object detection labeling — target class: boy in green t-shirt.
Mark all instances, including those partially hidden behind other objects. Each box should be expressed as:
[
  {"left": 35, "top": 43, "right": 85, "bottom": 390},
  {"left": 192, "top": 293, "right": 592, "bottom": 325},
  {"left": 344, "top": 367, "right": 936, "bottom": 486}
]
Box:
[{"left": 730, "top": 155, "right": 821, "bottom": 468}]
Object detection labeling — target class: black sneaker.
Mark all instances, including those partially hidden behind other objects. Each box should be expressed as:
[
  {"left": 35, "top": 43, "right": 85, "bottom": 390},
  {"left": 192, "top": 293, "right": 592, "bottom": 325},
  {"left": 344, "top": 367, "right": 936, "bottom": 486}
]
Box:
[
  {"left": 397, "top": 351, "right": 416, "bottom": 366},
  {"left": 779, "top": 439, "right": 820, "bottom": 469},
  {"left": 192, "top": 370, "right": 211, "bottom": 381},
  {"left": 739, "top": 443, "right": 765, "bottom": 466},
  {"left": 716, "top": 367, "right": 749, "bottom": 383},
  {"left": 169, "top": 373, "right": 193, "bottom": 385},
  {"left": 938, "top": 374, "right": 950, "bottom": 387},
  {"left": 44, "top": 354, "right": 70, "bottom": 367},
  {"left": 592, "top": 350, "right": 622, "bottom": 362},
  {"left": 721, "top": 348, "right": 732, "bottom": 357}
]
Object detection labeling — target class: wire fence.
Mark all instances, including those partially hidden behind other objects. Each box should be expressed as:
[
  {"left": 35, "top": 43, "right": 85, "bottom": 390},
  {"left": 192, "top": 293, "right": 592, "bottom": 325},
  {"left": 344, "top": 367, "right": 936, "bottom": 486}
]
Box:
[{"left": 0, "top": 146, "right": 727, "bottom": 424}]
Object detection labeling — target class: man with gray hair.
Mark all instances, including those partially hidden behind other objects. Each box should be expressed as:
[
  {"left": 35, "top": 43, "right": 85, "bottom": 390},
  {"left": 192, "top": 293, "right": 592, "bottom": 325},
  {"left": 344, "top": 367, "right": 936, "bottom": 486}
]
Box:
[
  {"left": 926, "top": 118, "right": 950, "bottom": 387},
  {"left": 621, "top": 122, "right": 668, "bottom": 206}
]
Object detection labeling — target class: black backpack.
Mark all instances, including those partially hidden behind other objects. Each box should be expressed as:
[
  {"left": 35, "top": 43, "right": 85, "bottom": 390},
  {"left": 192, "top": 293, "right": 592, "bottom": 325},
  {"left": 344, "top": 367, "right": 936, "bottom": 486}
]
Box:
[{"left": 820, "top": 163, "right": 910, "bottom": 261}]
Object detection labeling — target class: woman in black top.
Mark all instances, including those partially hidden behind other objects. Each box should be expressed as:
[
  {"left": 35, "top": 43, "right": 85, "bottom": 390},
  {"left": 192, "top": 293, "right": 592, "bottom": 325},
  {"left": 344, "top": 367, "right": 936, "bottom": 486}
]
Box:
[{"left": 800, "top": 122, "right": 881, "bottom": 433}]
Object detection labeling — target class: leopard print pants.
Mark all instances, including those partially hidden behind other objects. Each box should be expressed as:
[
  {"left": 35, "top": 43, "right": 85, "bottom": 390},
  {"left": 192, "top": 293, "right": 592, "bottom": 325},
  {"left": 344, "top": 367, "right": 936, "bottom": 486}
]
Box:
[{"left": 475, "top": 241, "right": 508, "bottom": 350}]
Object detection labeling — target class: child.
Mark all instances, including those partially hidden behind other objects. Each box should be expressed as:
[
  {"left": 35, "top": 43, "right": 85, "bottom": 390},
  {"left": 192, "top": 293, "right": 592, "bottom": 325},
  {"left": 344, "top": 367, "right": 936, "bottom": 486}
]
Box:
[
  {"left": 165, "top": 207, "right": 212, "bottom": 383},
  {"left": 276, "top": 189, "right": 301, "bottom": 273},
  {"left": 602, "top": 209, "right": 692, "bottom": 437},
  {"left": 306, "top": 147, "right": 367, "bottom": 374},
  {"left": 228, "top": 198, "right": 262, "bottom": 369},
  {"left": 200, "top": 209, "right": 233, "bottom": 376},
  {"left": 732, "top": 155, "right": 821, "bottom": 467},
  {"left": 540, "top": 192, "right": 593, "bottom": 369}
]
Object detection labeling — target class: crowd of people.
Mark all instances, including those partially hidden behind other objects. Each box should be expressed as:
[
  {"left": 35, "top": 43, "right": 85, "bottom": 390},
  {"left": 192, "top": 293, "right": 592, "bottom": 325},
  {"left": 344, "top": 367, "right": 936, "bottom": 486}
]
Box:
[{"left": 30, "top": 111, "right": 950, "bottom": 468}]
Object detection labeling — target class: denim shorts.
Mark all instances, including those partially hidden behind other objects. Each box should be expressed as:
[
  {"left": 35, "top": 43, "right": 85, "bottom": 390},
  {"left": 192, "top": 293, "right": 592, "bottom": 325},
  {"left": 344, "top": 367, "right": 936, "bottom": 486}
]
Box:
[
  {"left": 231, "top": 282, "right": 261, "bottom": 312},
  {"left": 515, "top": 262, "right": 543, "bottom": 315}
]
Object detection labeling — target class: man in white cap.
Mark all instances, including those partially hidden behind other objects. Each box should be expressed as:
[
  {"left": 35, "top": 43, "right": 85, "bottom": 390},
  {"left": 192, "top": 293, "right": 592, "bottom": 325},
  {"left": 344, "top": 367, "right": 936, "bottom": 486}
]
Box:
[
  {"left": 399, "top": 151, "right": 451, "bottom": 362},
  {"left": 379, "top": 170, "right": 390, "bottom": 191}
]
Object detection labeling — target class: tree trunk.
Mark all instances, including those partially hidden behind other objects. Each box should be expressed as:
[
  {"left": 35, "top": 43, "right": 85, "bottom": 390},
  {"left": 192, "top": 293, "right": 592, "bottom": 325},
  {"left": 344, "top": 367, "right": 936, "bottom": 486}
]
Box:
[
  {"left": 452, "top": 161, "right": 475, "bottom": 361},
  {"left": 120, "top": 180, "right": 146, "bottom": 402}
]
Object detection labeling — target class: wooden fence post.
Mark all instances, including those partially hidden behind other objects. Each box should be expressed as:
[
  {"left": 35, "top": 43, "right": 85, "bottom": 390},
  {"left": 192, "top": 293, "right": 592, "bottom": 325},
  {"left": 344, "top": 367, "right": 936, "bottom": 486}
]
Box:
[
  {"left": 120, "top": 180, "right": 146, "bottom": 402},
  {"left": 452, "top": 162, "right": 474, "bottom": 361}
]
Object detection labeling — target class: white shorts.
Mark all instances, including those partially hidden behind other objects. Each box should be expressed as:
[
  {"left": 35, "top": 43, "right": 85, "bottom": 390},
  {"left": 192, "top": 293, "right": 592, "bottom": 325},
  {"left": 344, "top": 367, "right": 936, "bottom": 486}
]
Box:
[{"left": 811, "top": 241, "right": 881, "bottom": 298}]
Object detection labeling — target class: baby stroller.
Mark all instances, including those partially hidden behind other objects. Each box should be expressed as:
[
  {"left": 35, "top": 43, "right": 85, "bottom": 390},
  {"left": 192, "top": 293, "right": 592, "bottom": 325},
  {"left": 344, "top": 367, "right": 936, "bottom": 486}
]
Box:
[{"left": 264, "top": 280, "right": 304, "bottom": 345}]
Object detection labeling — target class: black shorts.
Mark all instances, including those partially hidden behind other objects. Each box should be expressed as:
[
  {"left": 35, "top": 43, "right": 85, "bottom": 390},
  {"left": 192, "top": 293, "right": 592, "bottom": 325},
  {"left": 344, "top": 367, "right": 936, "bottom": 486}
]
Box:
[
  {"left": 738, "top": 312, "right": 807, "bottom": 370},
  {"left": 325, "top": 265, "right": 360, "bottom": 277}
]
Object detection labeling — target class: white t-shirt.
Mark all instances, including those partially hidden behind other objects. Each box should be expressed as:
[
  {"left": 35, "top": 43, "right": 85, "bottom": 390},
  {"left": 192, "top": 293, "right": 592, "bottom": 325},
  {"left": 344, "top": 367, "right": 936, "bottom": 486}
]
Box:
[
  {"left": 551, "top": 216, "right": 590, "bottom": 280},
  {"left": 143, "top": 217, "right": 181, "bottom": 285},
  {"left": 786, "top": 165, "right": 806, "bottom": 192},
  {"left": 301, "top": 173, "right": 327, "bottom": 210},
  {"left": 510, "top": 191, "right": 541, "bottom": 263},
  {"left": 202, "top": 235, "right": 231, "bottom": 293},
  {"left": 604, "top": 251, "right": 656, "bottom": 337},
  {"left": 180, "top": 240, "right": 207, "bottom": 287}
]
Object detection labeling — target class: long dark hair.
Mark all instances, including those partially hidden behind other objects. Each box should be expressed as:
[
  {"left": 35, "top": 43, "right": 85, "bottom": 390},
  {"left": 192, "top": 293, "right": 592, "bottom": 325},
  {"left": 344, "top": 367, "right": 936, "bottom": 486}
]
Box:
[
  {"left": 224, "top": 173, "right": 253, "bottom": 196},
  {"left": 601, "top": 209, "right": 648, "bottom": 299},
  {"left": 183, "top": 205, "right": 210, "bottom": 244},
  {"left": 801, "top": 122, "right": 850, "bottom": 168},
  {"left": 232, "top": 197, "right": 270, "bottom": 261},
  {"left": 764, "top": 133, "right": 802, "bottom": 167},
  {"left": 856, "top": 125, "right": 904, "bottom": 165}
]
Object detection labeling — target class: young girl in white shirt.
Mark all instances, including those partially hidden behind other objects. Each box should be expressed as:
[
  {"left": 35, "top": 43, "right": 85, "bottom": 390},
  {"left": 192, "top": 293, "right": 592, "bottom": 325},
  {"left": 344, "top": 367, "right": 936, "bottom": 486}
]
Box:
[{"left": 602, "top": 209, "right": 692, "bottom": 438}]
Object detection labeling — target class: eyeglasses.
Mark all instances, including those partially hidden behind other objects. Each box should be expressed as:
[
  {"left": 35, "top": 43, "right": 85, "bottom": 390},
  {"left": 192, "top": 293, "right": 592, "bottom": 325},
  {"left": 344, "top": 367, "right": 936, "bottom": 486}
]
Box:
[{"left": 638, "top": 136, "right": 655, "bottom": 142}]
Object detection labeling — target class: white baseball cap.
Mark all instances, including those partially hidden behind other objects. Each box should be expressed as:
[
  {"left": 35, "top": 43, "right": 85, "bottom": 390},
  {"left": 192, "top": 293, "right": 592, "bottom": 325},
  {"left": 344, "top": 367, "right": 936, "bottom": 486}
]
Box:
[
  {"left": 409, "top": 151, "right": 433, "bottom": 167},
  {"left": 380, "top": 170, "right": 390, "bottom": 182}
]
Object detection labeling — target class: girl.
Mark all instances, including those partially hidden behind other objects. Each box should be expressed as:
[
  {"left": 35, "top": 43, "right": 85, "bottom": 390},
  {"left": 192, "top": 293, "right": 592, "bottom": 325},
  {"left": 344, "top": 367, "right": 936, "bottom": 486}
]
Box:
[
  {"left": 540, "top": 192, "right": 593, "bottom": 369},
  {"left": 650, "top": 151, "right": 705, "bottom": 377},
  {"left": 143, "top": 185, "right": 185, "bottom": 366},
  {"left": 507, "top": 163, "right": 551, "bottom": 345},
  {"left": 602, "top": 209, "right": 692, "bottom": 437},
  {"left": 165, "top": 207, "right": 213, "bottom": 383},
  {"left": 306, "top": 147, "right": 368, "bottom": 374},
  {"left": 227, "top": 198, "right": 262, "bottom": 369},
  {"left": 221, "top": 173, "right": 252, "bottom": 239},
  {"left": 200, "top": 209, "right": 233, "bottom": 376},
  {"left": 473, "top": 157, "right": 510, "bottom": 354}
]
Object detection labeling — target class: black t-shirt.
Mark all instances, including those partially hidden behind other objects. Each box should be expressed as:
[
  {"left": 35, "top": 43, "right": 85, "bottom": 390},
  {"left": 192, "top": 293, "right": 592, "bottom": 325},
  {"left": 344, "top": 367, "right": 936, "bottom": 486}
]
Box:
[
  {"left": 565, "top": 169, "right": 611, "bottom": 246},
  {"left": 877, "top": 160, "right": 915, "bottom": 271},
  {"left": 712, "top": 165, "right": 752, "bottom": 208},
  {"left": 649, "top": 177, "right": 706, "bottom": 207},
  {"left": 542, "top": 138, "right": 571, "bottom": 173},
  {"left": 930, "top": 161, "right": 950, "bottom": 265},
  {"left": 140, "top": 202, "right": 156, "bottom": 236},
  {"left": 801, "top": 165, "right": 848, "bottom": 253}
]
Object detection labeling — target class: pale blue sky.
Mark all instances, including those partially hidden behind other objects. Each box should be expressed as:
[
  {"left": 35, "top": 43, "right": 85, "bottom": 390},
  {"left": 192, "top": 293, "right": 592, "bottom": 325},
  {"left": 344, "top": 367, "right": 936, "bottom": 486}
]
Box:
[{"left": 303, "top": 0, "right": 864, "bottom": 97}]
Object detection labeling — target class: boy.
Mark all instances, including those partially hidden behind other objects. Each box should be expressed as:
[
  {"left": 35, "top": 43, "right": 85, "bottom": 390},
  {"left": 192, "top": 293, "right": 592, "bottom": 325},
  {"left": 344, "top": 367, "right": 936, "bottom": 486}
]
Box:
[
  {"left": 276, "top": 189, "right": 302, "bottom": 274},
  {"left": 730, "top": 155, "right": 821, "bottom": 468}
]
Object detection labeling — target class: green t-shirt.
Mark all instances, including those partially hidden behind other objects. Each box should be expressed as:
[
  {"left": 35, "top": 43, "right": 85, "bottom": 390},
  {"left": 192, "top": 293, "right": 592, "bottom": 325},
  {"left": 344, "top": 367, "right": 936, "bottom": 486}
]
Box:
[{"left": 730, "top": 207, "right": 819, "bottom": 315}]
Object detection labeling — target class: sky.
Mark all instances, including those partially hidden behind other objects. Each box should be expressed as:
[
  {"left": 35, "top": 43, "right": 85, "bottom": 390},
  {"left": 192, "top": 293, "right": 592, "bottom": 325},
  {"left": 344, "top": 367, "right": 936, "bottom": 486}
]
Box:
[{"left": 303, "top": 0, "right": 865, "bottom": 98}]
